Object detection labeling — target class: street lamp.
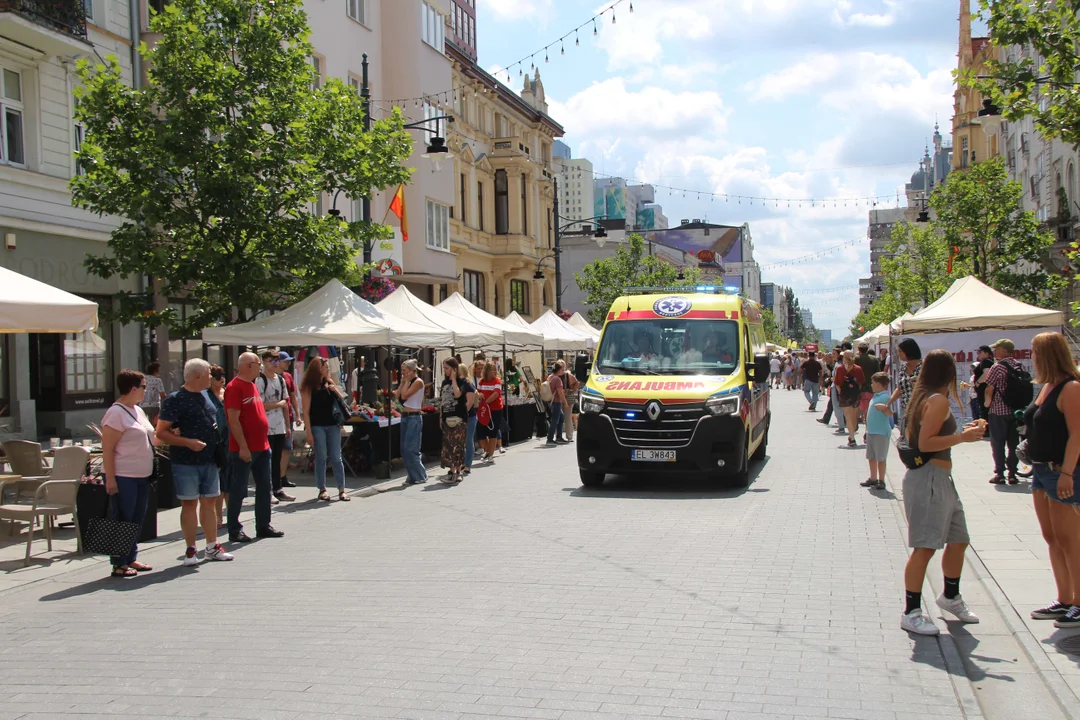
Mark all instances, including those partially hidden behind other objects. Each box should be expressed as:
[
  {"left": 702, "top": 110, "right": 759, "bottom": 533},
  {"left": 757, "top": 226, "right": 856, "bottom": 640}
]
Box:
[{"left": 415, "top": 128, "right": 453, "bottom": 173}]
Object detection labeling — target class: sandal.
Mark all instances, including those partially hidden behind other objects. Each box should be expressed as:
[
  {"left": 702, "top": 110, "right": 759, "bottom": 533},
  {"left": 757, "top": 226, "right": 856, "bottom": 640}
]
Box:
[
  {"left": 338, "top": 492, "right": 351, "bottom": 502},
  {"left": 111, "top": 566, "right": 137, "bottom": 578},
  {"left": 129, "top": 562, "right": 153, "bottom": 572},
  {"left": 318, "top": 490, "right": 331, "bottom": 502}
]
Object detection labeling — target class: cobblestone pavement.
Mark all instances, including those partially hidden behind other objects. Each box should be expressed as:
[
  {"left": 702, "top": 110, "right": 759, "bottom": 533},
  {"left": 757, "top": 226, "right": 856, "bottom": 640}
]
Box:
[{"left": 0, "top": 391, "right": 1020, "bottom": 719}]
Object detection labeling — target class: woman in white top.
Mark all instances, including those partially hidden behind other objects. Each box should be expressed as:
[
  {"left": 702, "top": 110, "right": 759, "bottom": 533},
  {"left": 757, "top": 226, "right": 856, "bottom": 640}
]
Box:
[
  {"left": 395, "top": 359, "right": 427, "bottom": 486},
  {"left": 100, "top": 369, "right": 159, "bottom": 578},
  {"left": 138, "top": 362, "right": 167, "bottom": 423}
]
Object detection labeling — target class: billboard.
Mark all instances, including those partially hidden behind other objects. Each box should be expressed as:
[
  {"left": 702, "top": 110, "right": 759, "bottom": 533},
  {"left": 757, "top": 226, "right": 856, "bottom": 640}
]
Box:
[
  {"left": 641, "top": 226, "right": 742, "bottom": 273},
  {"left": 596, "top": 186, "right": 629, "bottom": 220}
]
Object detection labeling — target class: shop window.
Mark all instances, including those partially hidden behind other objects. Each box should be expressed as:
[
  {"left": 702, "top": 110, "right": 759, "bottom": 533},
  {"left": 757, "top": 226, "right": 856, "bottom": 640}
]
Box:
[
  {"left": 463, "top": 270, "right": 484, "bottom": 309},
  {"left": 511, "top": 279, "right": 529, "bottom": 315},
  {"left": 495, "top": 170, "right": 508, "bottom": 235}
]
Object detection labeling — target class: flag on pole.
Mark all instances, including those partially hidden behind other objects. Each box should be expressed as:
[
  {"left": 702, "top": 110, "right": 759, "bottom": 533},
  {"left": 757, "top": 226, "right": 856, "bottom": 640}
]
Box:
[
  {"left": 947, "top": 245, "right": 959, "bottom": 274},
  {"left": 388, "top": 184, "right": 408, "bottom": 242}
]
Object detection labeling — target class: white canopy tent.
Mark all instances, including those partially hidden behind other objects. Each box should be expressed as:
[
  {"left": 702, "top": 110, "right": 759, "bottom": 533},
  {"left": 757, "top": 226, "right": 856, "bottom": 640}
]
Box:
[
  {"left": 201, "top": 280, "right": 455, "bottom": 347},
  {"left": 377, "top": 286, "right": 504, "bottom": 348},
  {"left": 0, "top": 266, "right": 98, "bottom": 333},
  {"left": 435, "top": 293, "right": 543, "bottom": 349},
  {"left": 856, "top": 322, "right": 891, "bottom": 347},
  {"left": 528, "top": 309, "right": 595, "bottom": 351},
  {"left": 897, "top": 276, "right": 1063, "bottom": 333},
  {"left": 567, "top": 312, "right": 602, "bottom": 341},
  {"left": 504, "top": 311, "right": 532, "bottom": 330}
]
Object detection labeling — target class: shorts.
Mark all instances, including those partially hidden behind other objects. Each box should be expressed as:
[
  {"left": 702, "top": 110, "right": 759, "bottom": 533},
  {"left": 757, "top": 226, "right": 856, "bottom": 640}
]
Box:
[
  {"left": 859, "top": 392, "right": 873, "bottom": 413},
  {"left": 771, "top": 372, "right": 780, "bottom": 380},
  {"left": 902, "top": 463, "right": 969, "bottom": 549},
  {"left": 1031, "top": 464, "right": 1080, "bottom": 506},
  {"left": 865, "top": 434, "right": 889, "bottom": 462},
  {"left": 172, "top": 463, "right": 221, "bottom": 500},
  {"left": 477, "top": 409, "right": 503, "bottom": 440},
  {"left": 283, "top": 433, "right": 293, "bottom": 451}
]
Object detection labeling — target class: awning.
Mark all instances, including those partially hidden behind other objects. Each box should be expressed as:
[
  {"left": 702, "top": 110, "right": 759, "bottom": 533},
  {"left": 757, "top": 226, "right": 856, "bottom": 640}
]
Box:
[
  {"left": 201, "top": 280, "right": 455, "bottom": 347},
  {"left": 377, "top": 285, "right": 505, "bottom": 348},
  {"left": 435, "top": 293, "right": 543, "bottom": 348},
  {"left": 0, "top": 266, "right": 98, "bottom": 333},
  {"left": 567, "top": 312, "right": 602, "bottom": 341},
  {"left": 528, "top": 309, "right": 595, "bottom": 351},
  {"left": 899, "top": 276, "right": 1064, "bottom": 333}
]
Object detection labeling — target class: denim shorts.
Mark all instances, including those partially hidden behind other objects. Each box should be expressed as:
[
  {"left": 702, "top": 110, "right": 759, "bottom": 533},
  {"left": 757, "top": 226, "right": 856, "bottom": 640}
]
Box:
[
  {"left": 1031, "top": 464, "right": 1080, "bottom": 506},
  {"left": 283, "top": 433, "right": 293, "bottom": 451},
  {"left": 172, "top": 463, "right": 221, "bottom": 500}
]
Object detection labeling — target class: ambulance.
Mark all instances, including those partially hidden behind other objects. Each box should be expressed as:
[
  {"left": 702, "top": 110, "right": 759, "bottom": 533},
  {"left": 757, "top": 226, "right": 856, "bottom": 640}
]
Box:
[{"left": 576, "top": 287, "right": 772, "bottom": 488}]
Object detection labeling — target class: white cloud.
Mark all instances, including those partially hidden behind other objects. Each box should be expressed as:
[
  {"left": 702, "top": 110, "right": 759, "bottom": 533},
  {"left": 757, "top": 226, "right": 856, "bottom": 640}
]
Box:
[{"left": 478, "top": 0, "right": 553, "bottom": 22}]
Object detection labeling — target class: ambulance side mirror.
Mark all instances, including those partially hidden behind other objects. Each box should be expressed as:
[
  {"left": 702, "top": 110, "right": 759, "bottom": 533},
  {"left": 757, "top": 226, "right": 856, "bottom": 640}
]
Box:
[{"left": 751, "top": 354, "right": 771, "bottom": 383}]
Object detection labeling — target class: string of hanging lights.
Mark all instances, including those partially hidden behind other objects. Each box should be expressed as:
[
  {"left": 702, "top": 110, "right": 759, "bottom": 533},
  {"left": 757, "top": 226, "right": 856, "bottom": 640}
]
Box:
[
  {"left": 370, "top": 0, "right": 632, "bottom": 110},
  {"left": 759, "top": 236, "right": 867, "bottom": 270}
]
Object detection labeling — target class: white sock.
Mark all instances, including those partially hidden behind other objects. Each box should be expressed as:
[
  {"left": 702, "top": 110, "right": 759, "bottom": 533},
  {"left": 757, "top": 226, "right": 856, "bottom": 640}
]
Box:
[{"left": 206, "top": 541, "right": 217, "bottom": 550}]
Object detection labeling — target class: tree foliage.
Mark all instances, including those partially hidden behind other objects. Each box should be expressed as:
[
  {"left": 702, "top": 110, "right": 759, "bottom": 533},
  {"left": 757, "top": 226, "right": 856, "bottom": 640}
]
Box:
[
  {"left": 72, "top": 0, "right": 414, "bottom": 335},
  {"left": 929, "top": 157, "right": 1062, "bottom": 307},
  {"left": 849, "top": 222, "right": 972, "bottom": 338},
  {"left": 575, "top": 234, "right": 702, "bottom": 326},
  {"left": 761, "top": 307, "right": 783, "bottom": 345}
]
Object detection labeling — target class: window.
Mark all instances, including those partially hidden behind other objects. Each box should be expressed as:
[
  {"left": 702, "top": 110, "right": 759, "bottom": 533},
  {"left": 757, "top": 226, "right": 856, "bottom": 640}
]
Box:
[
  {"left": 511, "top": 279, "right": 529, "bottom": 314},
  {"left": 311, "top": 55, "right": 324, "bottom": 90},
  {"left": 422, "top": 1, "right": 444, "bottom": 53},
  {"left": 84, "top": 0, "right": 95, "bottom": 23},
  {"left": 72, "top": 95, "right": 85, "bottom": 176},
  {"left": 1, "top": 68, "right": 24, "bottom": 165},
  {"left": 346, "top": 0, "right": 365, "bottom": 24},
  {"left": 0, "top": 337, "right": 8, "bottom": 416},
  {"left": 65, "top": 328, "right": 111, "bottom": 396},
  {"left": 422, "top": 100, "right": 443, "bottom": 139},
  {"left": 450, "top": 1, "right": 457, "bottom": 34},
  {"left": 348, "top": 76, "right": 361, "bottom": 95},
  {"left": 477, "top": 181, "right": 485, "bottom": 232},
  {"left": 463, "top": 270, "right": 485, "bottom": 309},
  {"left": 459, "top": 173, "right": 467, "bottom": 226},
  {"left": 521, "top": 172, "right": 528, "bottom": 235},
  {"left": 495, "top": 170, "right": 509, "bottom": 235},
  {"left": 960, "top": 137, "right": 969, "bottom": 169},
  {"left": 426, "top": 199, "right": 449, "bottom": 250}
]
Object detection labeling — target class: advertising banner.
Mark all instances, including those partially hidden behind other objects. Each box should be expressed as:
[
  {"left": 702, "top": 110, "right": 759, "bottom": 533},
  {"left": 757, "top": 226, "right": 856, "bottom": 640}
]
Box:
[{"left": 371, "top": 228, "right": 404, "bottom": 278}]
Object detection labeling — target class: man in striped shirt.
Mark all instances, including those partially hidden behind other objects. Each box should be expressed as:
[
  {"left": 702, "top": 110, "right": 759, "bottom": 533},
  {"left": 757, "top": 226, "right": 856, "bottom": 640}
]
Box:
[
  {"left": 983, "top": 338, "right": 1021, "bottom": 484},
  {"left": 887, "top": 339, "right": 922, "bottom": 434}
]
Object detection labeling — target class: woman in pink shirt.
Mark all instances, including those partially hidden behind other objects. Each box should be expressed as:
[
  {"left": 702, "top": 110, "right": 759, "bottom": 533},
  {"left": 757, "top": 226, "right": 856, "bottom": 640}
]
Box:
[{"left": 100, "top": 369, "right": 159, "bottom": 578}]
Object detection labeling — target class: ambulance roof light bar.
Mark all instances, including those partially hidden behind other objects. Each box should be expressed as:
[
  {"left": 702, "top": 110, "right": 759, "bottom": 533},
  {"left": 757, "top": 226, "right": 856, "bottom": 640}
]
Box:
[{"left": 622, "top": 286, "right": 741, "bottom": 296}]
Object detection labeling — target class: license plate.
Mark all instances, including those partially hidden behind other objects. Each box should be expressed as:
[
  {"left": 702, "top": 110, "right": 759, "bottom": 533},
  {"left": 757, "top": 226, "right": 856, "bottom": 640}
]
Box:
[{"left": 632, "top": 449, "right": 677, "bottom": 462}]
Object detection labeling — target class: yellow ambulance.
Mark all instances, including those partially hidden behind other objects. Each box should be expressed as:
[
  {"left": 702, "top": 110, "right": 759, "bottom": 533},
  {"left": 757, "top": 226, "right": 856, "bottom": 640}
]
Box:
[{"left": 577, "top": 287, "right": 772, "bottom": 488}]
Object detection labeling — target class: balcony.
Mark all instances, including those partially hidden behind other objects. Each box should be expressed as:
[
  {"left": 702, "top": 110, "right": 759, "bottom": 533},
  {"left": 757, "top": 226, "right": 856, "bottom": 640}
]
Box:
[{"left": 0, "top": 0, "right": 90, "bottom": 56}]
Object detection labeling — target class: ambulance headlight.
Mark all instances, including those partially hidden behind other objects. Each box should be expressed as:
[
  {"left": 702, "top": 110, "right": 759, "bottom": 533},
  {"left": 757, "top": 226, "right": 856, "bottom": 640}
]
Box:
[
  {"left": 705, "top": 395, "right": 740, "bottom": 416},
  {"left": 580, "top": 395, "right": 605, "bottom": 414}
]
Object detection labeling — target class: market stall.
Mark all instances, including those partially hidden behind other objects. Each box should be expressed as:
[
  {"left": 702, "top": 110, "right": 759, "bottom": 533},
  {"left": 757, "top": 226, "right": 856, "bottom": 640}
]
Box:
[
  {"left": 567, "top": 312, "right": 602, "bottom": 344},
  {"left": 0, "top": 265, "right": 98, "bottom": 333}
]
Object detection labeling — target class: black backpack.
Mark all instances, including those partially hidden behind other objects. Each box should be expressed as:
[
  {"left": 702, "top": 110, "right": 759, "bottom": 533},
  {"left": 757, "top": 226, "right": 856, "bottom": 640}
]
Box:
[{"left": 1001, "top": 361, "right": 1034, "bottom": 410}]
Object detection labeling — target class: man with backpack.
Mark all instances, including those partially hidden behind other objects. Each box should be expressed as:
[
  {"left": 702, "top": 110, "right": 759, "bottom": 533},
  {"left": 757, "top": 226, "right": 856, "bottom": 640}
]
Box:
[
  {"left": 257, "top": 350, "right": 295, "bottom": 502},
  {"left": 983, "top": 338, "right": 1033, "bottom": 485}
]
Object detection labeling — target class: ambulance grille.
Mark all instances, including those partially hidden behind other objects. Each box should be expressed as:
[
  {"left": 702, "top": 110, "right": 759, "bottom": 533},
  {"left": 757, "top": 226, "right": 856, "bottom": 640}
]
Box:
[{"left": 605, "top": 401, "right": 707, "bottom": 448}]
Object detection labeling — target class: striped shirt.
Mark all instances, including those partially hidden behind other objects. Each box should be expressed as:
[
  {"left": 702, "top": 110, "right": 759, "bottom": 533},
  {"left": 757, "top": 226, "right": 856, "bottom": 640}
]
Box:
[
  {"left": 985, "top": 358, "right": 1021, "bottom": 416},
  {"left": 897, "top": 362, "right": 922, "bottom": 414}
]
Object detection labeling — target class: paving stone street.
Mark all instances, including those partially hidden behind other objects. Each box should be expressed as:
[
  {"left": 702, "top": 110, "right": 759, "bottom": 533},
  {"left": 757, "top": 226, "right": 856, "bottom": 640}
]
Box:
[{"left": 0, "top": 389, "right": 1078, "bottom": 719}]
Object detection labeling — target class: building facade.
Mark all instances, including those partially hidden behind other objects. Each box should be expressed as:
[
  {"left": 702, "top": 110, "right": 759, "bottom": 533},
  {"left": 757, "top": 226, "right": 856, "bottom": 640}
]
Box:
[
  {"left": 952, "top": 0, "right": 999, "bottom": 173},
  {"left": 553, "top": 143, "right": 595, "bottom": 231},
  {"left": 445, "top": 39, "right": 564, "bottom": 317},
  {"left": 0, "top": 0, "right": 143, "bottom": 440}
]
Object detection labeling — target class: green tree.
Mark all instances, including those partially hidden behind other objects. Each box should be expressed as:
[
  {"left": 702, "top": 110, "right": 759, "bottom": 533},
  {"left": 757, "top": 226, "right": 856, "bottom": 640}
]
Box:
[
  {"left": 575, "top": 234, "right": 702, "bottom": 326},
  {"left": 848, "top": 222, "right": 971, "bottom": 337},
  {"left": 761, "top": 307, "right": 783, "bottom": 345},
  {"left": 72, "top": 0, "right": 414, "bottom": 335}
]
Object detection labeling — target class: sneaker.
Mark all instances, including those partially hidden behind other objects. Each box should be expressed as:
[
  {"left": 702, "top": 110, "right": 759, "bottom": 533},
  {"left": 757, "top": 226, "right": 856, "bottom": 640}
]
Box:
[
  {"left": 546, "top": 439, "right": 557, "bottom": 445},
  {"left": 403, "top": 478, "right": 426, "bottom": 486},
  {"left": 498, "top": 447, "right": 506, "bottom": 454},
  {"left": 274, "top": 490, "right": 296, "bottom": 502},
  {"left": 1032, "top": 600, "right": 1071, "bottom": 620},
  {"left": 816, "top": 418, "right": 827, "bottom": 425},
  {"left": 183, "top": 546, "right": 199, "bottom": 567},
  {"left": 229, "top": 531, "right": 253, "bottom": 543},
  {"left": 874, "top": 480, "right": 886, "bottom": 490},
  {"left": 901, "top": 608, "right": 940, "bottom": 636},
  {"left": 205, "top": 544, "right": 234, "bottom": 562},
  {"left": 835, "top": 428, "right": 848, "bottom": 435},
  {"left": 1053, "top": 606, "right": 1080, "bottom": 629},
  {"left": 860, "top": 478, "right": 877, "bottom": 487},
  {"left": 848, "top": 438, "right": 857, "bottom": 447},
  {"left": 989, "top": 475, "right": 1006, "bottom": 484},
  {"left": 936, "top": 593, "right": 980, "bottom": 623},
  {"left": 463, "top": 468, "right": 471, "bottom": 475}
]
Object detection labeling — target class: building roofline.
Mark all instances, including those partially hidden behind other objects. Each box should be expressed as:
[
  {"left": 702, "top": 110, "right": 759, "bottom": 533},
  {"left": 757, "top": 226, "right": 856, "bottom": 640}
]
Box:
[{"left": 447, "top": 41, "right": 565, "bottom": 136}]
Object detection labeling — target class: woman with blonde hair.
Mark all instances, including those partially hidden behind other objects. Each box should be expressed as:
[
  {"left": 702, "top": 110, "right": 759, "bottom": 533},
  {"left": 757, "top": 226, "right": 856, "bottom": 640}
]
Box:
[
  {"left": 395, "top": 359, "right": 427, "bottom": 486},
  {"left": 899, "top": 349, "right": 986, "bottom": 636},
  {"left": 1024, "top": 332, "right": 1080, "bottom": 628}
]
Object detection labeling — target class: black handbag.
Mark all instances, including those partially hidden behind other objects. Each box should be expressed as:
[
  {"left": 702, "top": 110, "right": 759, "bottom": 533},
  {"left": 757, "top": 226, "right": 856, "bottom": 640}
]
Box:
[
  {"left": 895, "top": 435, "right": 934, "bottom": 471},
  {"left": 331, "top": 393, "right": 351, "bottom": 426},
  {"left": 84, "top": 504, "right": 141, "bottom": 557}
]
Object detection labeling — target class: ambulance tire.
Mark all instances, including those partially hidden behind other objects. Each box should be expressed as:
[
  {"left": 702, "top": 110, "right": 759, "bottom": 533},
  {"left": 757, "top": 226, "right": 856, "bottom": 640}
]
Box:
[
  {"left": 728, "top": 440, "right": 751, "bottom": 488},
  {"left": 579, "top": 470, "right": 606, "bottom": 488},
  {"left": 751, "top": 422, "right": 768, "bottom": 463}
]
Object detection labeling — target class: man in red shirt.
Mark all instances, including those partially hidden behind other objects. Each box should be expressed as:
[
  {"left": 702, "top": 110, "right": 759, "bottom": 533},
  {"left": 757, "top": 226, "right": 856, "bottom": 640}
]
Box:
[{"left": 225, "top": 351, "right": 285, "bottom": 543}]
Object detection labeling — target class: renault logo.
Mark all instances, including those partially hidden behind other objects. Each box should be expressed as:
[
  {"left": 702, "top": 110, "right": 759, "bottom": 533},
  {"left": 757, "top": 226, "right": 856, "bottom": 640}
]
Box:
[{"left": 646, "top": 401, "right": 662, "bottom": 421}]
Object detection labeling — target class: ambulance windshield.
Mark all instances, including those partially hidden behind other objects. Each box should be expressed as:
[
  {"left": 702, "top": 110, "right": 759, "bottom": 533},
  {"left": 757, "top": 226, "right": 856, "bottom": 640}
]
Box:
[{"left": 595, "top": 319, "right": 740, "bottom": 376}]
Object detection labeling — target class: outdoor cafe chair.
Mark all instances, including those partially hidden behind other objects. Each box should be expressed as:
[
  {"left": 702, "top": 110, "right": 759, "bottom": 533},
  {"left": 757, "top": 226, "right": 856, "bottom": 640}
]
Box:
[
  {"left": 0, "top": 440, "right": 50, "bottom": 504},
  {"left": 0, "top": 446, "right": 87, "bottom": 565}
]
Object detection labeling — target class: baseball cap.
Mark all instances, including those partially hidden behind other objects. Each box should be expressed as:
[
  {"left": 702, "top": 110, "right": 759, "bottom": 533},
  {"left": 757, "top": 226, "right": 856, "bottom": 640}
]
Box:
[
  {"left": 278, "top": 350, "right": 294, "bottom": 361},
  {"left": 991, "top": 339, "right": 1015, "bottom": 353}
]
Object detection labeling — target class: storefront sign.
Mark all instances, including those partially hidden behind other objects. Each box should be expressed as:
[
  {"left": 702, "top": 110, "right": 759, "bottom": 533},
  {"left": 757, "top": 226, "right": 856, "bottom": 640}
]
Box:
[{"left": 372, "top": 228, "right": 404, "bottom": 278}]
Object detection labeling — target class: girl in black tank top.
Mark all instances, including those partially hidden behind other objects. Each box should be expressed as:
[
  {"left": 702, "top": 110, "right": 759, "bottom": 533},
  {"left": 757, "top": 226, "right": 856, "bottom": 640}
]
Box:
[{"left": 1025, "top": 379, "right": 1075, "bottom": 466}]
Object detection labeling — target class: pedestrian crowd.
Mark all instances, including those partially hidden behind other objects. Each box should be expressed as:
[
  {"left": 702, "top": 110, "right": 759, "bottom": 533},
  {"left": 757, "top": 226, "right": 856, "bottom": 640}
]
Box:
[{"left": 789, "top": 330, "right": 1080, "bottom": 636}]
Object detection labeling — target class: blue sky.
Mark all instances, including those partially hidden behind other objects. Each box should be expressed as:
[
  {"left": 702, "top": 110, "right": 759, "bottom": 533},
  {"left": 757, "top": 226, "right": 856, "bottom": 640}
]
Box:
[{"left": 476, "top": 0, "right": 970, "bottom": 338}]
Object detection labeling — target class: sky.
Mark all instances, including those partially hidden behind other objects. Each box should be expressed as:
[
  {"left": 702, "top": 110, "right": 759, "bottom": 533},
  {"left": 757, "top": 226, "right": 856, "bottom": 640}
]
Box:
[{"left": 475, "top": 0, "right": 972, "bottom": 339}]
